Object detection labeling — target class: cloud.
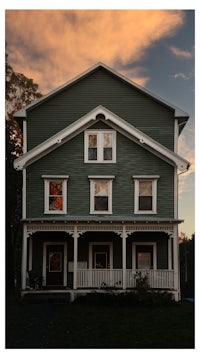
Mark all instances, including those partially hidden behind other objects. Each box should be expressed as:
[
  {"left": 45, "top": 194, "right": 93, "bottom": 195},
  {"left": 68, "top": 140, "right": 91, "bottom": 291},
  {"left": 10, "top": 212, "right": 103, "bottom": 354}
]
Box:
[
  {"left": 178, "top": 123, "right": 195, "bottom": 196},
  {"left": 6, "top": 9, "right": 186, "bottom": 94},
  {"left": 173, "top": 72, "right": 190, "bottom": 80},
  {"left": 170, "top": 45, "right": 194, "bottom": 59}
]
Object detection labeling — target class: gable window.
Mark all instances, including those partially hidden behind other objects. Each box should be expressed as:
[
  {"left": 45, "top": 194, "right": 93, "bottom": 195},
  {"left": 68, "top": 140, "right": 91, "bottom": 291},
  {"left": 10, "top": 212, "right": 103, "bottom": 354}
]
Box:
[
  {"left": 85, "top": 130, "right": 116, "bottom": 163},
  {"left": 42, "top": 175, "right": 69, "bottom": 214},
  {"left": 89, "top": 176, "right": 115, "bottom": 214},
  {"left": 133, "top": 176, "right": 159, "bottom": 214}
]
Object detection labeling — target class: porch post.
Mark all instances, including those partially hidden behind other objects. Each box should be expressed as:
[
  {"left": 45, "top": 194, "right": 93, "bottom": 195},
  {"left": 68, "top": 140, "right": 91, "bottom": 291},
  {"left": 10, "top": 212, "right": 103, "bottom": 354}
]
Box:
[
  {"left": 21, "top": 224, "right": 28, "bottom": 290},
  {"left": 73, "top": 225, "right": 78, "bottom": 289},
  {"left": 28, "top": 236, "right": 32, "bottom": 271},
  {"left": 173, "top": 225, "right": 180, "bottom": 299},
  {"left": 122, "top": 226, "right": 127, "bottom": 289},
  {"left": 168, "top": 236, "right": 172, "bottom": 270}
]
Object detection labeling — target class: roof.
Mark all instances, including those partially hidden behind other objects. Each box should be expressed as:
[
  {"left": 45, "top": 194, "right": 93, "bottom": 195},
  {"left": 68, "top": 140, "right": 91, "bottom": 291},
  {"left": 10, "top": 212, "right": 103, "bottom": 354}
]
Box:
[
  {"left": 22, "top": 217, "right": 184, "bottom": 224},
  {"left": 14, "top": 105, "right": 190, "bottom": 172},
  {"left": 14, "top": 62, "right": 189, "bottom": 132}
]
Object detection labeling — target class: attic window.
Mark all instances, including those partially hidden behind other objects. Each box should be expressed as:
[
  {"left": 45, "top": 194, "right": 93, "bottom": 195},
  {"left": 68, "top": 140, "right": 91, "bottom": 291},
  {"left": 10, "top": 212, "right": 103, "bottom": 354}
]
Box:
[
  {"left": 95, "top": 113, "right": 106, "bottom": 120},
  {"left": 84, "top": 130, "right": 116, "bottom": 163}
]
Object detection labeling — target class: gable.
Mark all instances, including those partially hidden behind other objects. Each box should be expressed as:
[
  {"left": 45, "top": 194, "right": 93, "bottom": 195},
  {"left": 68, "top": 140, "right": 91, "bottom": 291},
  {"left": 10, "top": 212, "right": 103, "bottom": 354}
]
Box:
[
  {"left": 14, "top": 106, "right": 190, "bottom": 172},
  {"left": 14, "top": 63, "right": 189, "bottom": 151}
]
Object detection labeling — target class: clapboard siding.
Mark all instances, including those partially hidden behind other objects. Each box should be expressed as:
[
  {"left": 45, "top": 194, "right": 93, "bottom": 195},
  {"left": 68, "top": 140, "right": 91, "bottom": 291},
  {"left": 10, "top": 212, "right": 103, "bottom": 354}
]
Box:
[
  {"left": 26, "top": 130, "right": 174, "bottom": 219},
  {"left": 27, "top": 68, "right": 174, "bottom": 151}
]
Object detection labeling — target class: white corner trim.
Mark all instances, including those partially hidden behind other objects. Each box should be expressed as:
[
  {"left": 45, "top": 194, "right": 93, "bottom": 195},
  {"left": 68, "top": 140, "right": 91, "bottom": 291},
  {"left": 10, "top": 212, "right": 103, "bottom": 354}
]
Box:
[
  {"left": 22, "top": 169, "right": 26, "bottom": 219},
  {"left": 14, "top": 105, "right": 190, "bottom": 172},
  {"left": 23, "top": 120, "right": 27, "bottom": 153}
]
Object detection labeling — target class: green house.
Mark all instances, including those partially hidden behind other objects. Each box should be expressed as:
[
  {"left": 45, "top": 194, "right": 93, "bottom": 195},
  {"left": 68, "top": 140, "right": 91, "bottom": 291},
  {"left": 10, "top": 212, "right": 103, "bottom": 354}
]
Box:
[{"left": 14, "top": 63, "right": 190, "bottom": 300}]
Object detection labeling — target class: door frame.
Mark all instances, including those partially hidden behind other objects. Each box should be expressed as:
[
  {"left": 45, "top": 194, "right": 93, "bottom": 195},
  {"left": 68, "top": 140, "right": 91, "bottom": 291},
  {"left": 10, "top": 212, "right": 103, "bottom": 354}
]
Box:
[
  {"left": 42, "top": 242, "right": 67, "bottom": 286},
  {"left": 132, "top": 242, "right": 157, "bottom": 270}
]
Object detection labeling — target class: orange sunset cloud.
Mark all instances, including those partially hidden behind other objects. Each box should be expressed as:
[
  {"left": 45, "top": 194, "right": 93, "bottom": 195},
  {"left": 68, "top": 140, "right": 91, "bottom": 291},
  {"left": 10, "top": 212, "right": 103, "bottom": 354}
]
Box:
[{"left": 6, "top": 9, "right": 185, "bottom": 94}]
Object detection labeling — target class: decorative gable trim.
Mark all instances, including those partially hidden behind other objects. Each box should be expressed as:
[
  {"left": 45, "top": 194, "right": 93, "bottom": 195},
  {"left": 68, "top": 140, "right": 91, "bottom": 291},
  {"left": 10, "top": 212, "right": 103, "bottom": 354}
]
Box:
[{"left": 14, "top": 105, "right": 190, "bottom": 172}]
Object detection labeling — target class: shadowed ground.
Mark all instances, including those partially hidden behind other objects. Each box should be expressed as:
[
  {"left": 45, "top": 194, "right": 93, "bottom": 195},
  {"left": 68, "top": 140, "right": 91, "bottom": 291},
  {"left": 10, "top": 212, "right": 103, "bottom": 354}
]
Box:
[{"left": 6, "top": 296, "right": 194, "bottom": 348}]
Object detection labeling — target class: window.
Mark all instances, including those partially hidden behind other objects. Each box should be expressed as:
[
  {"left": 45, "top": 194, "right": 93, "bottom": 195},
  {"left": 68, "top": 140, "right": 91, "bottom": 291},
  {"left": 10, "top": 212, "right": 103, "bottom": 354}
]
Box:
[
  {"left": 89, "top": 176, "right": 114, "bottom": 214},
  {"left": 133, "top": 176, "right": 159, "bottom": 214},
  {"left": 132, "top": 242, "right": 157, "bottom": 270},
  {"left": 89, "top": 242, "right": 113, "bottom": 269},
  {"left": 85, "top": 130, "right": 116, "bottom": 163},
  {"left": 43, "top": 175, "right": 68, "bottom": 214}
]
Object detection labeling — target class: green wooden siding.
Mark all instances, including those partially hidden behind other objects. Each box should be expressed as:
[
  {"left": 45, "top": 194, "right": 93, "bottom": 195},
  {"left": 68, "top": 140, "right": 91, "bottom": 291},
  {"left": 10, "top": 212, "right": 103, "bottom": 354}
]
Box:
[
  {"left": 27, "top": 67, "right": 175, "bottom": 151},
  {"left": 26, "top": 128, "right": 174, "bottom": 219}
]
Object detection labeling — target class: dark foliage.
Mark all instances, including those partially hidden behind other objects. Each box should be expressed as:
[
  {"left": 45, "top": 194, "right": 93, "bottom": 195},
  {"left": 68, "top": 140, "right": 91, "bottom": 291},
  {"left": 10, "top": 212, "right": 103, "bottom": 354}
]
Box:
[
  {"left": 5, "top": 51, "right": 43, "bottom": 291},
  {"left": 179, "top": 234, "right": 195, "bottom": 298}
]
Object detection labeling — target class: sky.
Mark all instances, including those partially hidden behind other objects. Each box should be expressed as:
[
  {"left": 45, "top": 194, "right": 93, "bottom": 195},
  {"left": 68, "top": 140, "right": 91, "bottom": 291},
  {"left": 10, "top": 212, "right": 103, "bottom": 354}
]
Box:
[{"left": 4, "top": 3, "right": 195, "bottom": 239}]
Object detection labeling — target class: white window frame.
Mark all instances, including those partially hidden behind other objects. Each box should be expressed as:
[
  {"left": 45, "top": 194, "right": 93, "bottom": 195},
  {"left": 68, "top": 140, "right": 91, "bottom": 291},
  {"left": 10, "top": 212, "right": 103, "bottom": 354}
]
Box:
[
  {"left": 84, "top": 130, "right": 116, "bottom": 163},
  {"left": 132, "top": 242, "right": 157, "bottom": 270},
  {"left": 42, "top": 175, "right": 69, "bottom": 214},
  {"left": 89, "top": 242, "right": 113, "bottom": 269},
  {"left": 88, "top": 176, "right": 115, "bottom": 214},
  {"left": 133, "top": 176, "right": 159, "bottom": 214}
]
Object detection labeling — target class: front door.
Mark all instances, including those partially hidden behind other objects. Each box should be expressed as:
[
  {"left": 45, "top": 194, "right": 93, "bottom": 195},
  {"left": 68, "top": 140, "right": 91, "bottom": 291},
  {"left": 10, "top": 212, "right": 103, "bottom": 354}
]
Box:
[{"left": 46, "top": 244, "right": 64, "bottom": 286}]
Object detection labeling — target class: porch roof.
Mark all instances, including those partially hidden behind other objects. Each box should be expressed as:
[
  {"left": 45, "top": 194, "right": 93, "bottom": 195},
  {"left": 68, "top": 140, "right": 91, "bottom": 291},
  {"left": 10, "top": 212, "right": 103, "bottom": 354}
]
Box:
[{"left": 22, "top": 216, "right": 184, "bottom": 224}]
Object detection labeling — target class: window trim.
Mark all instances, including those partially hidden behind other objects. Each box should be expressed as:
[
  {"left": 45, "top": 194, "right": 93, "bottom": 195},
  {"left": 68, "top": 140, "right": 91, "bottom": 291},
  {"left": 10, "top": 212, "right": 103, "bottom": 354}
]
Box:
[
  {"left": 132, "top": 242, "right": 157, "bottom": 270},
  {"left": 133, "top": 176, "right": 159, "bottom": 214},
  {"left": 89, "top": 242, "right": 113, "bottom": 269},
  {"left": 89, "top": 176, "right": 114, "bottom": 214},
  {"left": 42, "top": 175, "right": 69, "bottom": 214},
  {"left": 84, "top": 130, "right": 116, "bottom": 163}
]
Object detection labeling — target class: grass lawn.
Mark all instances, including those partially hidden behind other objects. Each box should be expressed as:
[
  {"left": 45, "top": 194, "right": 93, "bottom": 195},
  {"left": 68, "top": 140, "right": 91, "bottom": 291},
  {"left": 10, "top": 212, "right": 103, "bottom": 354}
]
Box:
[{"left": 6, "top": 296, "right": 194, "bottom": 349}]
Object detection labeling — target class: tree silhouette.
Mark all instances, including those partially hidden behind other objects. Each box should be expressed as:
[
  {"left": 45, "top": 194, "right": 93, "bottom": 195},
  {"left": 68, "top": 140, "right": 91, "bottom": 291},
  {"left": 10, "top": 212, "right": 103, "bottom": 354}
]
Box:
[{"left": 6, "top": 50, "right": 43, "bottom": 291}]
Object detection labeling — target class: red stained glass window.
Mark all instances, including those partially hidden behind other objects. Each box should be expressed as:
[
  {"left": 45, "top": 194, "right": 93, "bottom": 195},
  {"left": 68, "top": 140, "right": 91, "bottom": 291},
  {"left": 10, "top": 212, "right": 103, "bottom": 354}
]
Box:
[{"left": 49, "top": 180, "right": 63, "bottom": 211}]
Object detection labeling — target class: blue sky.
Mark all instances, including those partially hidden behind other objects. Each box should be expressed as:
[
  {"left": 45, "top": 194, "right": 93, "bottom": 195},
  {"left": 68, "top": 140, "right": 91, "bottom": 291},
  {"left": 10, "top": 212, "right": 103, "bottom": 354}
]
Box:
[{"left": 4, "top": 4, "right": 195, "bottom": 238}]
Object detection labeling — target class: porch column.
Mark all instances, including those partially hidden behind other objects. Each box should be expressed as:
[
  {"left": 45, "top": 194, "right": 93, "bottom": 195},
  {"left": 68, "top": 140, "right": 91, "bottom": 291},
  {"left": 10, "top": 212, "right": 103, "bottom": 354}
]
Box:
[
  {"left": 28, "top": 236, "right": 33, "bottom": 271},
  {"left": 173, "top": 225, "right": 180, "bottom": 298},
  {"left": 122, "top": 226, "right": 127, "bottom": 289},
  {"left": 73, "top": 225, "right": 78, "bottom": 289},
  {"left": 168, "top": 236, "right": 172, "bottom": 270},
  {"left": 21, "top": 224, "right": 28, "bottom": 290}
]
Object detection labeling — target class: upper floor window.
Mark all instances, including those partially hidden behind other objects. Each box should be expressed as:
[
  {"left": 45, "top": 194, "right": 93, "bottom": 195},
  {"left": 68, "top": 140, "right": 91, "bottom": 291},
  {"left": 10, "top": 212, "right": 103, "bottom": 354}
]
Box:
[
  {"left": 84, "top": 130, "right": 116, "bottom": 163},
  {"left": 89, "top": 176, "right": 115, "bottom": 214},
  {"left": 133, "top": 176, "right": 159, "bottom": 214},
  {"left": 42, "top": 175, "right": 69, "bottom": 214}
]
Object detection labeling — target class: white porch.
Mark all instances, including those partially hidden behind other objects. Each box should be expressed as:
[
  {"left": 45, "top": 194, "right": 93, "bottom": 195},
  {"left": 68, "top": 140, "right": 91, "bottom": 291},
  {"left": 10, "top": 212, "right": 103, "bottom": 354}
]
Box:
[{"left": 22, "top": 221, "right": 180, "bottom": 298}]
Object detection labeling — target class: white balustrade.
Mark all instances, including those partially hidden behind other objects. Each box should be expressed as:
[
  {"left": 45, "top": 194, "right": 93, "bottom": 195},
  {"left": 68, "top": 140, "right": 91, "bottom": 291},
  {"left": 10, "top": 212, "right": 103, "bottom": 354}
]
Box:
[{"left": 76, "top": 269, "right": 174, "bottom": 289}]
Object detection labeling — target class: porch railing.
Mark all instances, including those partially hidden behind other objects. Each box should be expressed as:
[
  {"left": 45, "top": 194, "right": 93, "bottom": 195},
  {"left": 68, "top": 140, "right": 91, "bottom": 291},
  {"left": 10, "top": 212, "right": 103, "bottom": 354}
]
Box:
[
  {"left": 76, "top": 269, "right": 174, "bottom": 289},
  {"left": 77, "top": 269, "right": 123, "bottom": 288}
]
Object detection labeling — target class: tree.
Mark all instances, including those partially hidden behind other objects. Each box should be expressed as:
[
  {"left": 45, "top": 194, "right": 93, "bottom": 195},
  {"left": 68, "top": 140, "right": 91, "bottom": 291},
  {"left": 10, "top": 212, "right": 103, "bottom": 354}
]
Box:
[
  {"left": 6, "top": 51, "right": 43, "bottom": 291},
  {"left": 179, "top": 233, "right": 194, "bottom": 298}
]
